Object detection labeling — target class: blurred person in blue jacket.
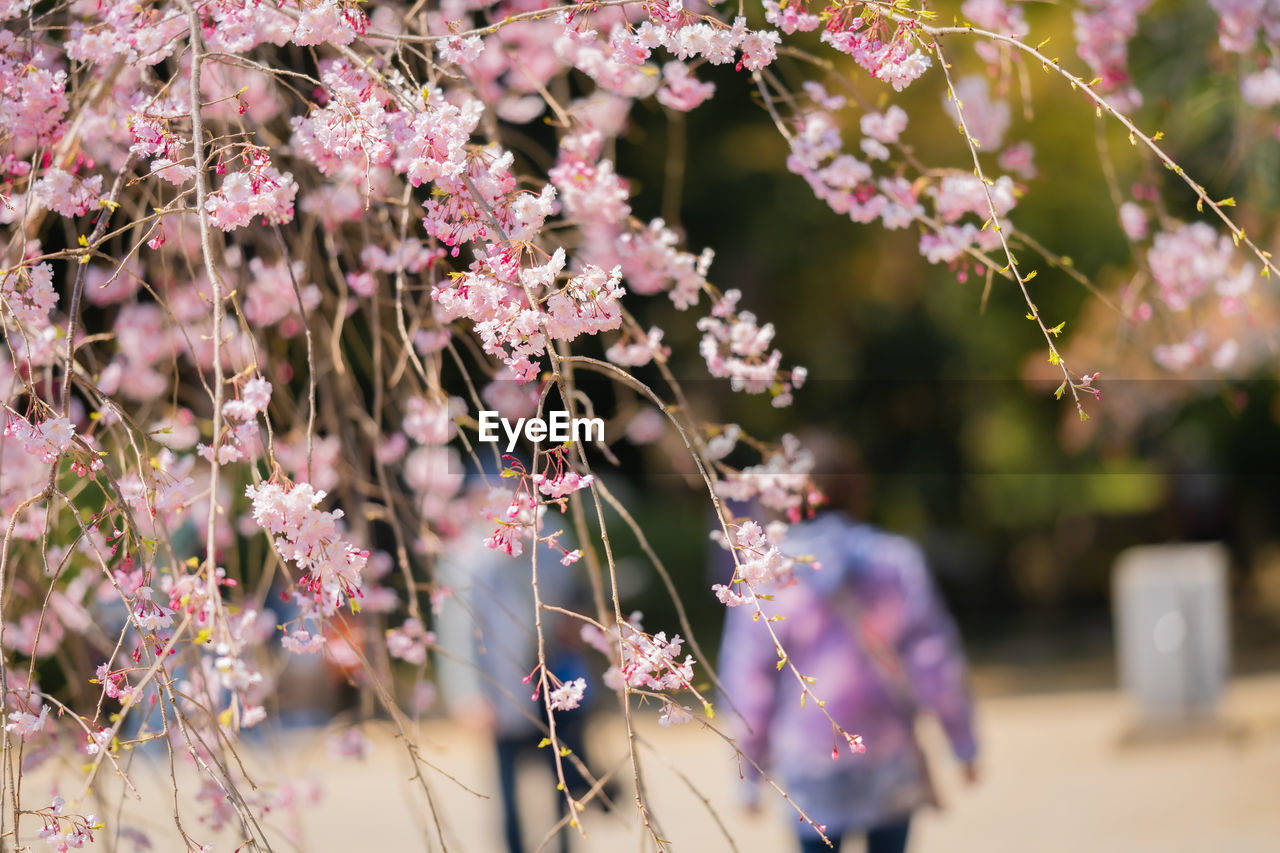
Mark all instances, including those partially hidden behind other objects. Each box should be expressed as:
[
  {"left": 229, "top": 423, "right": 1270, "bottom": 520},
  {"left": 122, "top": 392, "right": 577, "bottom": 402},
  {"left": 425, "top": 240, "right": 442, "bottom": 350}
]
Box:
[{"left": 434, "top": 516, "right": 592, "bottom": 853}]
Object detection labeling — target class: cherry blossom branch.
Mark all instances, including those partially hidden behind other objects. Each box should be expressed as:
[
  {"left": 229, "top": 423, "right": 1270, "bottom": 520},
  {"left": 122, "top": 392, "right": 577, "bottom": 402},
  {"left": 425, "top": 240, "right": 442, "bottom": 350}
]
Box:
[
  {"left": 0, "top": 490, "right": 51, "bottom": 843},
  {"left": 932, "top": 39, "right": 1090, "bottom": 417},
  {"left": 361, "top": 0, "right": 644, "bottom": 43},
  {"left": 59, "top": 156, "right": 136, "bottom": 418},
  {"left": 559, "top": 356, "right": 859, "bottom": 816},
  {"left": 524, "top": 383, "right": 588, "bottom": 842},
  {"left": 179, "top": 0, "right": 232, "bottom": 619},
  {"left": 272, "top": 224, "right": 316, "bottom": 479},
  {"left": 918, "top": 19, "right": 1279, "bottom": 280},
  {"left": 590, "top": 475, "right": 742, "bottom": 718}
]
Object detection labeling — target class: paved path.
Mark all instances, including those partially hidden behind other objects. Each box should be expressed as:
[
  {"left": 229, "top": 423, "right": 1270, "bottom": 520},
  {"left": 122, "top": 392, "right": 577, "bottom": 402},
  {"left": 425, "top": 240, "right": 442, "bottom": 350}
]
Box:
[{"left": 21, "top": 672, "right": 1280, "bottom": 851}]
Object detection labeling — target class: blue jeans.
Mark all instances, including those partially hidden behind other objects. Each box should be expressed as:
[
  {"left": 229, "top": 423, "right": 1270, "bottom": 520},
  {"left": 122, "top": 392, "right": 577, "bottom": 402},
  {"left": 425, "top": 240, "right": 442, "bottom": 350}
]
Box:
[
  {"left": 799, "top": 817, "right": 911, "bottom": 853},
  {"left": 494, "top": 711, "right": 589, "bottom": 853}
]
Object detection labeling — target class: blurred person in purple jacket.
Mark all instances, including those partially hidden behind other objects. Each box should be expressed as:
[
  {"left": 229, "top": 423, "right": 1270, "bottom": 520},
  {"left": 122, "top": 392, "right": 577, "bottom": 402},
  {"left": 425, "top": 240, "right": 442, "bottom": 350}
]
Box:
[{"left": 718, "top": 442, "right": 978, "bottom": 853}]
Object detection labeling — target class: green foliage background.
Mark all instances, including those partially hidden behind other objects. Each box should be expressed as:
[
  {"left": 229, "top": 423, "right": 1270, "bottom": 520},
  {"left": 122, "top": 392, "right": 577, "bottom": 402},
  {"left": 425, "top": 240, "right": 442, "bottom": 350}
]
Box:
[{"left": 593, "top": 1, "right": 1280, "bottom": 668}]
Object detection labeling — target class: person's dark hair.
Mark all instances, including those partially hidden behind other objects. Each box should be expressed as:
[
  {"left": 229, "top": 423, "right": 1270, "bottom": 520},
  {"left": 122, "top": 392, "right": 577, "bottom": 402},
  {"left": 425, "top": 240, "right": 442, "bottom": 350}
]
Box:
[{"left": 796, "top": 428, "right": 871, "bottom": 520}]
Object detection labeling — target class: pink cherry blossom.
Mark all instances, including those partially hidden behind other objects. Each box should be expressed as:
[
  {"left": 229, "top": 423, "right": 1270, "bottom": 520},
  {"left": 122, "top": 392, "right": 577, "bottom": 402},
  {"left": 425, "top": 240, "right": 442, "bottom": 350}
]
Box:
[
  {"left": 655, "top": 62, "right": 716, "bottom": 111},
  {"left": 548, "top": 677, "right": 586, "bottom": 711}
]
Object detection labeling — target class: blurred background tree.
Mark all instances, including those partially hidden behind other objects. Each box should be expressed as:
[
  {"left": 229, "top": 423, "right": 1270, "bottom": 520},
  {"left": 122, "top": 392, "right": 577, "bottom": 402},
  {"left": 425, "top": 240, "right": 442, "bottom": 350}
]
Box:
[{"left": 584, "top": 0, "right": 1280, "bottom": 680}]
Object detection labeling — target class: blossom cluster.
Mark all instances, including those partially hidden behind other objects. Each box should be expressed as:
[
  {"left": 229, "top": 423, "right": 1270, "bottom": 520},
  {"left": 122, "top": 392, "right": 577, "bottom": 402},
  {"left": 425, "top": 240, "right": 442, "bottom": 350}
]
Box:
[
  {"left": 711, "top": 519, "right": 799, "bottom": 606},
  {"left": 34, "top": 797, "right": 99, "bottom": 853},
  {"left": 548, "top": 676, "right": 587, "bottom": 711},
  {"left": 1072, "top": 0, "right": 1155, "bottom": 110},
  {"left": 698, "top": 289, "right": 808, "bottom": 405},
  {"left": 198, "top": 377, "right": 271, "bottom": 464},
  {"left": 386, "top": 617, "right": 435, "bottom": 665},
  {"left": 246, "top": 482, "right": 370, "bottom": 611},
  {"left": 1, "top": 263, "right": 59, "bottom": 329},
  {"left": 3, "top": 414, "right": 75, "bottom": 464},
  {"left": 582, "top": 613, "right": 697, "bottom": 697},
  {"left": 715, "top": 433, "right": 818, "bottom": 519},
  {"left": 821, "top": 15, "right": 932, "bottom": 92},
  {"left": 205, "top": 151, "right": 299, "bottom": 231},
  {"left": 480, "top": 452, "right": 591, "bottom": 562},
  {"left": 1210, "top": 0, "right": 1280, "bottom": 108}
]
